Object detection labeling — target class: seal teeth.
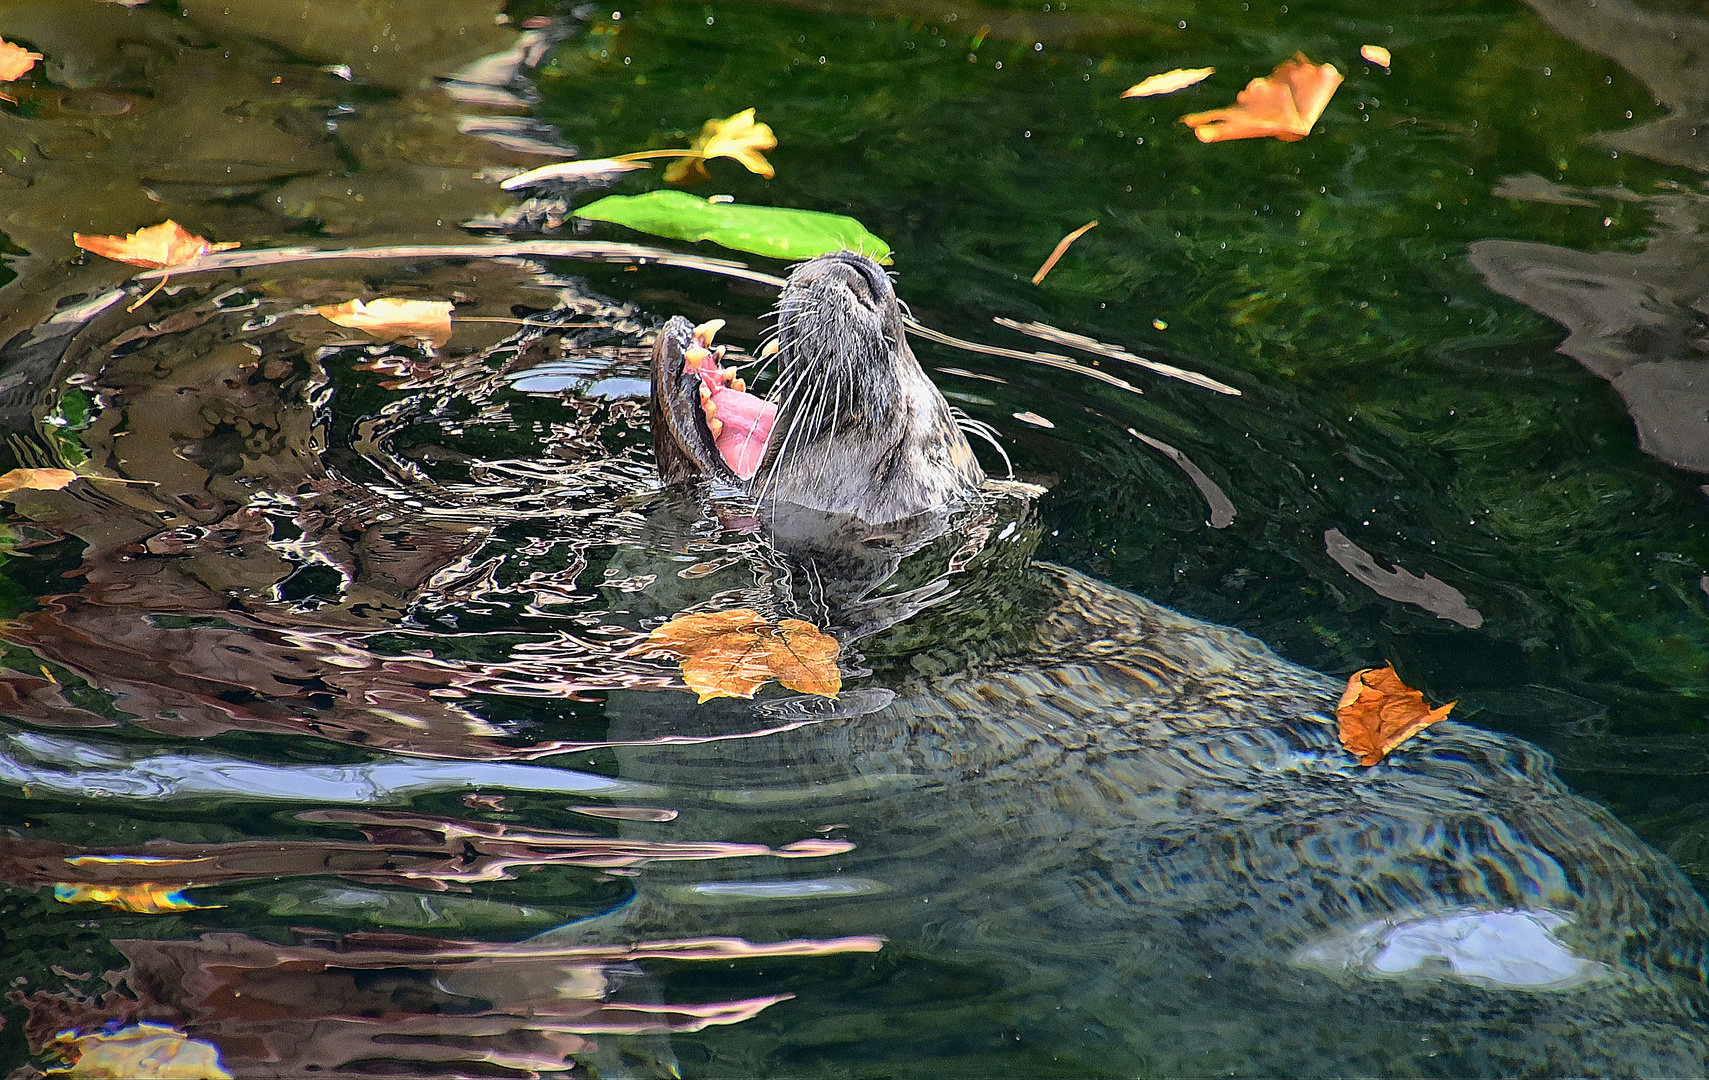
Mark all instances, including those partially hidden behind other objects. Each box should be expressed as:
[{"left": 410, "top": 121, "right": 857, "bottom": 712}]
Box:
[
  {"left": 691, "top": 318, "right": 726, "bottom": 350},
  {"left": 731, "top": 377, "right": 746, "bottom": 393},
  {"left": 758, "top": 339, "right": 779, "bottom": 359},
  {"left": 707, "top": 417, "right": 724, "bottom": 437},
  {"left": 684, "top": 345, "right": 710, "bottom": 371}
]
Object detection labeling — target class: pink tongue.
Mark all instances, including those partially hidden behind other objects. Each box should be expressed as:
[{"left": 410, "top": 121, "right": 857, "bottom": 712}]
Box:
[{"left": 705, "top": 382, "right": 776, "bottom": 480}]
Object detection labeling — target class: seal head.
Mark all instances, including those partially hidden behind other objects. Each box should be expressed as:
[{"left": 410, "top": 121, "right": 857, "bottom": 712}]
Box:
[{"left": 651, "top": 251, "right": 984, "bottom": 524}]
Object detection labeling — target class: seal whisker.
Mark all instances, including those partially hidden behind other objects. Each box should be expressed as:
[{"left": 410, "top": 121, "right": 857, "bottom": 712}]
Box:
[{"left": 951, "top": 408, "right": 1014, "bottom": 478}]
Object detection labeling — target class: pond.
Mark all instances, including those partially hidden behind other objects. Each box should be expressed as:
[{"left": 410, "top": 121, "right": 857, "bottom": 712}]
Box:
[{"left": 1, "top": 0, "right": 1708, "bottom": 1076}]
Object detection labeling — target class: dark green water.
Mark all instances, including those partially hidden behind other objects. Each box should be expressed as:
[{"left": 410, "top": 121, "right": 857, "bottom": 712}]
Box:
[{"left": 2, "top": 0, "right": 1709, "bottom": 1076}]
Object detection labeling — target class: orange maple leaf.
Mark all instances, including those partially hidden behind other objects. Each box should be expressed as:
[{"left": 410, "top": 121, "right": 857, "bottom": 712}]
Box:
[
  {"left": 1360, "top": 44, "right": 1392, "bottom": 69},
  {"left": 639, "top": 608, "right": 840, "bottom": 702},
  {"left": 73, "top": 220, "right": 239, "bottom": 269},
  {"left": 1122, "top": 67, "right": 1215, "bottom": 98},
  {"left": 1335, "top": 664, "right": 1453, "bottom": 766},
  {"left": 73, "top": 221, "right": 241, "bottom": 311},
  {"left": 317, "top": 298, "right": 455, "bottom": 348},
  {"left": 1180, "top": 53, "right": 1343, "bottom": 143},
  {"left": 0, "top": 38, "right": 42, "bottom": 84}
]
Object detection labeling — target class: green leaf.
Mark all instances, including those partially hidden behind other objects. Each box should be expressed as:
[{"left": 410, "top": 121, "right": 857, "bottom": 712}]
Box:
[{"left": 575, "top": 190, "right": 892, "bottom": 264}]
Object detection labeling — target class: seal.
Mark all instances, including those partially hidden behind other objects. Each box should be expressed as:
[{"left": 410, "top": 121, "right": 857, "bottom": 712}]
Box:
[
  {"left": 652, "top": 250, "right": 983, "bottom": 524},
  {"left": 638, "top": 250, "right": 1709, "bottom": 1074}
]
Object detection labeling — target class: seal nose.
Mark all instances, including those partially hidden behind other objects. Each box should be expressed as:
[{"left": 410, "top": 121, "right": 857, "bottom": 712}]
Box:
[{"left": 819, "top": 250, "right": 893, "bottom": 309}]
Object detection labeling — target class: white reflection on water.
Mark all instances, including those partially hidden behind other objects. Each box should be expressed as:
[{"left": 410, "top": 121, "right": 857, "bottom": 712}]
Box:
[
  {"left": 1297, "top": 907, "right": 1609, "bottom": 990},
  {"left": 0, "top": 730, "right": 651, "bottom": 802}
]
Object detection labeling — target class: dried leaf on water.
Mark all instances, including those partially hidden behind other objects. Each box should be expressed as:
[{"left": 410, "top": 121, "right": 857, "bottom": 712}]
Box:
[
  {"left": 316, "top": 298, "right": 455, "bottom": 348},
  {"left": 639, "top": 608, "right": 841, "bottom": 702},
  {"left": 1031, "top": 220, "right": 1098, "bottom": 285},
  {"left": 1180, "top": 53, "right": 1343, "bottom": 143},
  {"left": 1122, "top": 67, "right": 1214, "bottom": 98},
  {"left": 1336, "top": 664, "right": 1453, "bottom": 766},
  {"left": 0, "top": 468, "right": 77, "bottom": 496},
  {"left": 0, "top": 37, "right": 43, "bottom": 86},
  {"left": 73, "top": 221, "right": 241, "bottom": 311},
  {"left": 50, "top": 1022, "right": 232, "bottom": 1079},
  {"left": 1360, "top": 44, "right": 1392, "bottom": 68},
  {"left": 664, "top": 108, "right": 778, "bottom": 184},
  {"left": 72, "top": 221, "right": 239, "bottom": 270},
  {"left": 53, "top": 882, "right": 219, "bottom": 913}
]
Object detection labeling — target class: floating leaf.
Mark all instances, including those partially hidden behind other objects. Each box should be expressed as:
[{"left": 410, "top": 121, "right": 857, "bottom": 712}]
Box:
[
  {"left": 72, "top": 221, "right": 239, "bottom": 270},
  {"left": 1180, "top": 53, "right": 1343, "bottom": 143},
  {"left": 664, "top": 108, "right": 778, "bottom": 184},
  {"left": 576, "top": 190, "right": 892, "bottom": 263},
  {"left": 316, "top": 298, "right": 454, "bottom": 348},
  {"left": 53, "top": 882, "right": 220, "bottom": 914},
  {"left": 1031, "top": 220, "right": 1098, "bottom": 284},
  {"left": 0, "top": 38, "right": 42, "bottom": 84},
  {"left": 500, "top": 158, "right": 652, "bottom": 190},
  {"left": 51, "top": 1022, "right": 232, "bottom": 1079},
  {"left": 1360, "top": 44, "right": 1392, "bottom": 68},
  {"left": 73, "top": 222, "right": 241, "bottom": 311},
  {"left": 1336, "top": 664, "right": 1453, "bottom": 766},
  {"left": 639, "top": 608, "right": 841, "bottom": 702},
  {"left": 1121, "top": 67, "right": 1214, "bottom": 98},
  {"left": 0, "top": 467, "right": 77, "bottom": 497}
]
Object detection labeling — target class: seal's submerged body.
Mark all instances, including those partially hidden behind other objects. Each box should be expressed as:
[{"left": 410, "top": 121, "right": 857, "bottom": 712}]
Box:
[{"left": 636, "top": 251, "right": 1709, "bottom": 1076}]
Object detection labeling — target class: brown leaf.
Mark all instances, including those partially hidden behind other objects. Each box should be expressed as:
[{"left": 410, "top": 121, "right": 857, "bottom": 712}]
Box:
[
  {"left": 1180, "top": 53, "right": 1343, "bottom": 143},
  {"left": 0, "top": 38, "right": 42, "bottom": 83},
  {"left": 0, "top": 467, "right": 77, "bottom": 497},
  {"left": 640, "top": 608, "right": 840, "bottom": 702},
  {"left": 1121, "top": 67, "right": 1214, "bottom": 98},
  {"left": 664, "top": 108, "right": 778, "bottom": 184},
  {"left": 72, "top": 221, "right": 240, "bottom": 270},
  {"left": 1336, "top": 664, "right": 1453, "bottom": 766},
  {"left": 316, "top": 298, "right": 455, "bottom": 348}
]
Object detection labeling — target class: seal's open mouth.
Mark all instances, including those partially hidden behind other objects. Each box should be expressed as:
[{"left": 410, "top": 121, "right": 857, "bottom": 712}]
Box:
[{"left": 684, "top": 319, "right": 776, "bottom": 479}]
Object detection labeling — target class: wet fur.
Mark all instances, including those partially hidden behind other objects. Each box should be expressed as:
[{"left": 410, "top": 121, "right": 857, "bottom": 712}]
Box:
[{"left": 652, "top": 252, "right": 982, "bottom": 522}]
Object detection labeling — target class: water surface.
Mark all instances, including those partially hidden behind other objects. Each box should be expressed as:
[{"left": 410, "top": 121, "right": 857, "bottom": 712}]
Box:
[{"left": 2, "top": 1, "right": 1709, "bottom": 1076}]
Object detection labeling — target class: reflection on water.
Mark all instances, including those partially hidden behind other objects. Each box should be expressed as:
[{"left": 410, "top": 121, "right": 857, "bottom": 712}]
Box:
[
  {"left": 3, "top": 0, "right": 1709, "bottom": 1076},
  {"left": 12, "top": 929, "right": 881, "bottom": 1077}
]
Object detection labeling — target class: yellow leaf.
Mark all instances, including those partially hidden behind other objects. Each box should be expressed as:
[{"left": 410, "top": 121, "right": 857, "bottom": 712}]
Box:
[
  {"left": 316, "top": 298, "right": 455, "bottom": 348},
  {"left": 638, "top": 608, "right": 840, "bottom": 701},
  {"left": 72, "top": 221, "right": 239, "bottom": 270},
  {"left": 52, "top": 882, "right": 220, "bottom": 914},
  {"left": 664, "top": 108, "right": 777, "bottom": 184},
  {"left": 1335, "top": 664, "right": 1453, "bottom": 766},
  {"left": 1121, "top": 67, "right": 1215, "bottom": 98},
  {"left": 0, "top": 467, "right": 77, "bottom": 497},
  {"left": 0, "top": 38, "right": 42, "bottom": 83},
  {"left": 1180, "top": 53, "right": 1343, "bottom": 143},
  {"left": 51, "top": 1022, "right": 231, "bottom": 1079},
  {"left": 1360, "top": 44, "right": 1392, "bottom": 68}
]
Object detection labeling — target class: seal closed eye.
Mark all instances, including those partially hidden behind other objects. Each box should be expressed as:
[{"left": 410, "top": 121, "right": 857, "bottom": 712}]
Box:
[{"left": 651, "top": 251, "right": 984, "bottom": 524}]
